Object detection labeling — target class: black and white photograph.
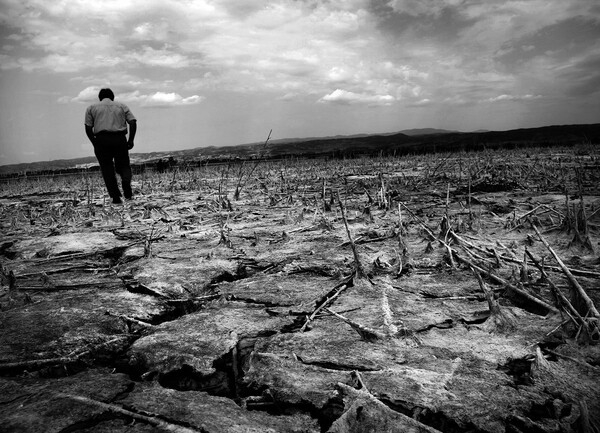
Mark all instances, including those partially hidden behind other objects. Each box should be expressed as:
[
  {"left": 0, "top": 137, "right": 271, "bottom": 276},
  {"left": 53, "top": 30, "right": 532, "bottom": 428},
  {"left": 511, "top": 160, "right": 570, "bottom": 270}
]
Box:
[{"left": 1, "top": 1, "right": 599, "bottom": 432}]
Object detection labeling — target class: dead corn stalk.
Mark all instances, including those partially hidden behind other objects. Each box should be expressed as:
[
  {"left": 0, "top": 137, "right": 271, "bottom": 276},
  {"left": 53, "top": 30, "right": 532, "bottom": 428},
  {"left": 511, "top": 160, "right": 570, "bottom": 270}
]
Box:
[
  {"left": 377, "top": 172, "right": 389, "bottom": 209},
  {"left": 568, "top": 170, "right": 594, "bottom": 252},
  {"left": 233, "top": 129, "right": 272, "bottom": 200},
  {"left": 401, "top": 202, "right": 558, "bottom": 314},
  {"left": 322, "top": 178, "right": 332, "bottom": 212},
  {"left": 55, "top": 394, "right": 201, "bottom": 433},
  {"left": 396, "top": 203, "right": 409, "bottom": 275},
  {"left": 143, "top": 225, "right": 163, "bottom": 258},
  {"left": 532, "top": 224, "right": 599, "bottom": 321},
  {"left": 525, "top": 248, "right": 599, "bottom": 342},
  {"left": 324, "top": 307, "right": 386, "bottom": 342},
  {"left": 218, "top": 213, "right": 233, "bottom": 248},
  {"left": 338, "top": 193, "right": 367, "bottom": 279},
  {"left": 0, "top": 335, "right": 132, "bottom": 374},
  {"left": 471, "top": 267, "right": 517, "bottom": 333},
  {"left": 455, "top": 249, "right": 558, "bottom": 315},
  {"left": 299, "top": 276, "right": 353, "bottom": 332}
]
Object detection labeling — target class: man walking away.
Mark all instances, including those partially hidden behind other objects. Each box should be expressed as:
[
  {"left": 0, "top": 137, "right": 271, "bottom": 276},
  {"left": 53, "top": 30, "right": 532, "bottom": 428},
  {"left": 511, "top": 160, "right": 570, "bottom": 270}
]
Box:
[{"left": 85, "top": 88, "right": 137, "bottom": 204}]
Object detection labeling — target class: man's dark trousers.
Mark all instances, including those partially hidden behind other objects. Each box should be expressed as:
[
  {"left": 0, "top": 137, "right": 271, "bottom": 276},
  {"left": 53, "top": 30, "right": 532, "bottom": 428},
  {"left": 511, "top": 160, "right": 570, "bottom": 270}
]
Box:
[{"left": 93, "top": 132, "right": 132, "bottom": 200}]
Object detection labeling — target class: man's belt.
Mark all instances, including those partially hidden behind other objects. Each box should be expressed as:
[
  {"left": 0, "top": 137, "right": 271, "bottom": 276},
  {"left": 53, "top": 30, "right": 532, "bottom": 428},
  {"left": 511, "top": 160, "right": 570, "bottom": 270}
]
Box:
[{"left": 96, "top": 130, "right": 126, "bottom": 135}]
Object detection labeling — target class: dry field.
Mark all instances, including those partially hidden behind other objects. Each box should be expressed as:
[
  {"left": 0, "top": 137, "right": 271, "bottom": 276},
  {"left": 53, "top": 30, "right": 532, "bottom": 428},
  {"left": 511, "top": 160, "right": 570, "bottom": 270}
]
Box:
[{"left": 1, "top": 144, "right": 599, "bottom": 433}]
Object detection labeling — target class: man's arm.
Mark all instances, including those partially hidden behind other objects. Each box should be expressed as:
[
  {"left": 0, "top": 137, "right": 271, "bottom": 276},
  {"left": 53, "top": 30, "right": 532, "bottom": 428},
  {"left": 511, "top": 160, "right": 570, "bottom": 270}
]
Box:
[
  {"left": 85, "top": 125, "right": 96, "bottom": 145},
  {"left": 127, "top": 120, "right": 137, "bottom": 150}
]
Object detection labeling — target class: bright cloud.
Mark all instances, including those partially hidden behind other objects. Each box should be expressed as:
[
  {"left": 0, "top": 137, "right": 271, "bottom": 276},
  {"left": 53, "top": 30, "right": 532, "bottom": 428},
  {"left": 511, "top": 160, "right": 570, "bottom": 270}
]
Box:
[
  {"left": 139, "top": 92, "right": 204, "bottom": 107},
  {"left": 319, "top": 89, "right": 395, "bottom": 106},
  {"left": 60, "top": 86, "right": 203, "bottom": 107},
  {"left": 68, "top": 86, "right": 102, "bottom": 103}
]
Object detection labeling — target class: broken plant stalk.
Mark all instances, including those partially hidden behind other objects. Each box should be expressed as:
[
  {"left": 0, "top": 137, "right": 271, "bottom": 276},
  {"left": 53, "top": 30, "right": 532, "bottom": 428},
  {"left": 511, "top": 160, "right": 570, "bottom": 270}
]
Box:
[
  {"left": 338, "top": 193, "right": 367, "bottom": 279},
  {"left": 471, "top": 267, "right": 517, "bottom": 333},
  {"left": 324, "top": 307, "right": 386, "bottom": 342},
  {"left": 525, "top": 248, "right": 599, "bottom": 342},
  {"left": 56, "top": 394, "right": 201, "bottom": 433},
  {"left": 299, "top": 276, "right": 352, "bottom": 332},
  {"left": 399, "top": 201, "right": 436, "bottom": 242},
  {"left": 233, "top": 129, "right": 272, "bottom": 200},
  {"left": 532, "top": 224, "right": 600, "bottom": 320},
  {"left": 0, "top": 335, "right": 132, "bottom": 374},
  {"left": 456, "top": 251, "right": 558, "bottom": 315},
  {"left": 105, "top": 310, "right": 155, "bottom": 329},
  {"left": 401, "top": 203, "right": 557, "bottom": 314},
  {"left": 453, "top": 231, "right": 600, "bottom": 278}
]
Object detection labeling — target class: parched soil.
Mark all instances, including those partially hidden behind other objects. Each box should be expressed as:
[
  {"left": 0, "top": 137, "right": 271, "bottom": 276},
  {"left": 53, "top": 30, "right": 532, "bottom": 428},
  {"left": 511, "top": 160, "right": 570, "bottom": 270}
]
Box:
[{"left": 1, "top": 147, "right": 600, "bottom": 432}]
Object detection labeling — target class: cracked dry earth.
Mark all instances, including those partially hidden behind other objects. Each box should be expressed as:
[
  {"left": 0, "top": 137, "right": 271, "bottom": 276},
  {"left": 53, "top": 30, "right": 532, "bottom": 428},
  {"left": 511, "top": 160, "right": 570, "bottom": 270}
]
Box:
[{"left": 1, "top": 155, "right": 600, "bottom": 433}]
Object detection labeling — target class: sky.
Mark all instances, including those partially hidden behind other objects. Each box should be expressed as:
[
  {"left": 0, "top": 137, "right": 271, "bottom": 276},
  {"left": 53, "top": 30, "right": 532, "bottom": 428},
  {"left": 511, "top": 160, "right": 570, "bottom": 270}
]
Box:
[{"left": 1, "top": 0, "right": 599, "bottom": 165}]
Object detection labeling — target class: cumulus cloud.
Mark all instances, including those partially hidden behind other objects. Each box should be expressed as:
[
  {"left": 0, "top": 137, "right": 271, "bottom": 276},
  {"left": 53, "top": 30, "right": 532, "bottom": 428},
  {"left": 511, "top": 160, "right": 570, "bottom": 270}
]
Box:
[
  {"left": 60, "top": 87, "right": 203, "bottom": 107},
  {"left": 139, "top": 92, "right": 204, "bottom": 107},
  {"left": 319, "top": 89, "right": 395, "bottom": 106},
  {"left": 65, "top": 86, "right": 103, "bottom": 103}
]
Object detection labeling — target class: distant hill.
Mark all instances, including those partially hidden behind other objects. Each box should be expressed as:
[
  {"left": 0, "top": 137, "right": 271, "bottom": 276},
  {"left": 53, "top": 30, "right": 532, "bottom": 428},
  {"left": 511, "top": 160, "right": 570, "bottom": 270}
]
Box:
[
  {"left": 0, "top": 156, "right": 99, "bottom": 175},
  {"left": 258, "top": 123, "right": 599, "bottom": 159},
  {"left": 244, "top": 128, "right": 456, "bottom": 146},
  {"left": 1, "top": 123, "right": 598, "bottom": 175},
  {"left": 398, "top": 128, "right": 458, "bottom": 136}
]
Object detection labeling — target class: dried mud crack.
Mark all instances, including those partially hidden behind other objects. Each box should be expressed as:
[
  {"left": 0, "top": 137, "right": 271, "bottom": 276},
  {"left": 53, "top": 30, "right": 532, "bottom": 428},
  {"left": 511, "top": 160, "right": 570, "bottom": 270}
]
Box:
[{"left": 2, "top": 145, "right": 600, "bottom": 432}]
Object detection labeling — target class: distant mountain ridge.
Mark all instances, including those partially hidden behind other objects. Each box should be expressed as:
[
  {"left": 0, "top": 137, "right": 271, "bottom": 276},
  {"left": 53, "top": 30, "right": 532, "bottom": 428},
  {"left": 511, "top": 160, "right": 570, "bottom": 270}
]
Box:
[
  {"left": 248, "top": 128, "right": 457, "bottom": 146},
  {"left": 256, "top": 123, "right": 599, "bottom": 159},
  {"left": 397, "top": 128, "right": 458, "bottom": 136},
  {"left": 1, "top": 123, "right": 598, "bottom": 175}
]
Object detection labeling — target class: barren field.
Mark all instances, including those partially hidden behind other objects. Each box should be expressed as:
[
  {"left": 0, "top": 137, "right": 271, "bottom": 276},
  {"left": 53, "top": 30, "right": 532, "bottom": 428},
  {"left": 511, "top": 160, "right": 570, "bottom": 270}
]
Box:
[{"left": 1, "top": 145, "right": 599, "bottom": 433}]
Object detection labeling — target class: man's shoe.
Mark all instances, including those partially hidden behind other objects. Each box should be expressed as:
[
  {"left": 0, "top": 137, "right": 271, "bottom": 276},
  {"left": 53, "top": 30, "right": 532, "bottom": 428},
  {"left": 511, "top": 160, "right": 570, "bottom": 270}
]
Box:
[{"left": 112, "top": 197, "right": 123, "bottom": 204}]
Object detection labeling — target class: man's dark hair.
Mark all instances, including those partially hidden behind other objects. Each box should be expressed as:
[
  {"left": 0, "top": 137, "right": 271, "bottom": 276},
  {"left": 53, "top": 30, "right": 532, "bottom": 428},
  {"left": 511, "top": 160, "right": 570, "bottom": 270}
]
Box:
[{"left": 98, "top": 88, "right": 115, "bottom": 101}]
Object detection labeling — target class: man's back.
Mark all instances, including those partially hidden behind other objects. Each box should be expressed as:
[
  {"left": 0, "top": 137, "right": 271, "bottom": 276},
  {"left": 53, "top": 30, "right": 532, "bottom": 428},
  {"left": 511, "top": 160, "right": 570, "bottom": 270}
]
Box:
[{"left": 85, "top": 99, "right": 135, "bottom": 134}]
